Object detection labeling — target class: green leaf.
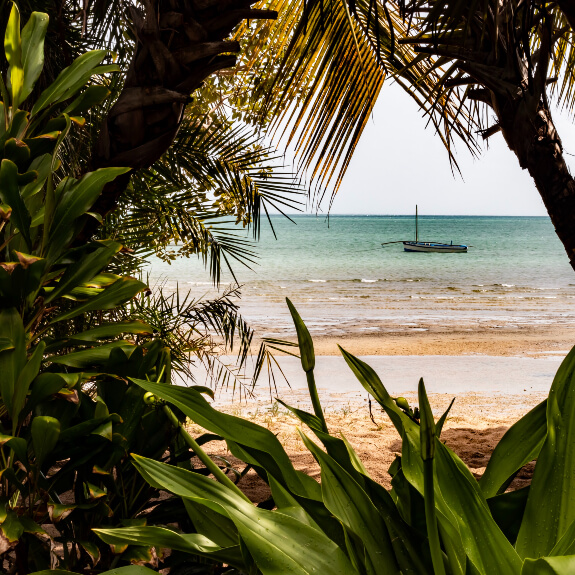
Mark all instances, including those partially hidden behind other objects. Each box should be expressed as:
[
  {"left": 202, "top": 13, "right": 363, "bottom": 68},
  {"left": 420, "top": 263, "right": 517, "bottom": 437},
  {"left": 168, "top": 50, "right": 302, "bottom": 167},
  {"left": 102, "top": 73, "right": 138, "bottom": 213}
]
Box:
[
  {"left": 49, "top": 341, "right": 137, "bottom": 368},
  {"left": 131, "top": 455, "right": 355, "bottom": 575},
  {"left": 20, "top": 11, "right": 49, "bottom": 103},
  {"left": 487, "top": 487, "right": 529, "bottom": 546},
  {"left": 286, "top": 297, "right": 314, "bottom": 372},
  {"left": 50, "top": 277, "right": 146, "bottom": 323},
  {"left": 31, "top": 50, "right": 108, "bottom": 115},
  {"left": 62, "top": 85, "right": 110, "bottom": 115},
  {"left": 11, "top": 341, "right": 45, "bottom": 426},
  {"left": 521, "top": 556, "right": 575, "bottom": 575},
  {"left": 341, "top": 348, "right": 521, "bottom": 574},
  {"left": 95, "top": 526, "right": 243, "bottom": 568},
  {"left": 65, "top": 321, "right": 153, "bottom": 342},
  {"left": 47, "top": 167, "right": 130, "bottom": 261},
  {"left": 436, "top": 397, "right": 455, "bottom": 438},
  {"left": 31, "top": 415, "right": 60, "bottom": 467},
  {"left": 4, "top": 4, "right": 23, "bottom": 110},
  {"left": 128, "top": 379, "right": 321, "bottom": 500},
  {"left": 0, "top": 307, "right": 26, "bottom": 416},
  {"left": 0, "top": 511, "right": 24, "bottom": 550},
  {"left": 418, "top": 378, "right": 435, "bottom": 461},
  {"left": 300, "top": 430, "right": 400, "bottom": 574},
  {"left": 183, "top": 499, "right": 238, "bottom": 548},
  {"left": 0, "top": 158, "right": 32, "bottom": 249},
  {"left": 516, "top": 347, "right": 575, "bottom": 557},
  {"left": 44, "top": 241, "right": 123, "bottom": 303},
  {"left": 480, "top": 399, "right": 547, "bottom": 498}
]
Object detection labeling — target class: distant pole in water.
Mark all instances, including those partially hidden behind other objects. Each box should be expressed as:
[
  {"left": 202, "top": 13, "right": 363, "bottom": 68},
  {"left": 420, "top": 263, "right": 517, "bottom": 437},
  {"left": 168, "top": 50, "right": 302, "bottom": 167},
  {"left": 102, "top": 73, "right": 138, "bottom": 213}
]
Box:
[{"left": 415, "top": 205, "right": 419, "bottom": 242}]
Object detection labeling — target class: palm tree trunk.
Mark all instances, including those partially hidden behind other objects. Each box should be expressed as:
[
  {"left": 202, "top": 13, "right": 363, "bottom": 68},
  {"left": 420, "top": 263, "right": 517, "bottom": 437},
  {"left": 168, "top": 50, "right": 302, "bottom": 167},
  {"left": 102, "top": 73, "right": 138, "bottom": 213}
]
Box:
[
  {"left": 86, "top": 0, "right": 276, "bottom": 230},
  {"left": 496, "top": 98, "right": 575, "bottom": 271}
]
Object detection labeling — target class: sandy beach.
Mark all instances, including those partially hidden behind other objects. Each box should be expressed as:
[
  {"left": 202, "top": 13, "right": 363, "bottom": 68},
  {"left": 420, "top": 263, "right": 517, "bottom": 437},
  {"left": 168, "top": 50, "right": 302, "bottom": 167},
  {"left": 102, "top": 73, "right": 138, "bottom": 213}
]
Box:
[
  {"left": 186, "top": 322, "right": 573, "bottom": 502},
  {"left": 258, "top": 323, "right": 575, "bottom": 357},
  {"left": 189, "top": 390, "right": 543, "bottom": 502}
]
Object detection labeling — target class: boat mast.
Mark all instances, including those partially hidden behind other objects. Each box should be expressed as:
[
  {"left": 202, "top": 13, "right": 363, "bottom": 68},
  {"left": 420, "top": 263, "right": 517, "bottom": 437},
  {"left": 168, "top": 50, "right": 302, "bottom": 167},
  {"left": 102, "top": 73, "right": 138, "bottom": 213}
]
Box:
[{"left": 415, "top": 205, "right": 418, "bottom": 242}]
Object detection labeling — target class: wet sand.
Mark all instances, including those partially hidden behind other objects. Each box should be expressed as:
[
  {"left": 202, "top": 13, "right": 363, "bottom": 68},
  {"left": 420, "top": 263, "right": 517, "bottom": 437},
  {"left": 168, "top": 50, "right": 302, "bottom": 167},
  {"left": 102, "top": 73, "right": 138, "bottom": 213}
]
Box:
[{"left": 256, "top": 324, "right": 575, "bottom": 357}]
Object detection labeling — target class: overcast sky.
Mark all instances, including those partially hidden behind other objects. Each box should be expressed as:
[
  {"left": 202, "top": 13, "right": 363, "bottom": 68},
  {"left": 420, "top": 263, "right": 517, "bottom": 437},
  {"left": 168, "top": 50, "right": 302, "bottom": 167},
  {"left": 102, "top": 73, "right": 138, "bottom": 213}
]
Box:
[{"left": 296, "top": 82, "right": 575, "bottom": 216}]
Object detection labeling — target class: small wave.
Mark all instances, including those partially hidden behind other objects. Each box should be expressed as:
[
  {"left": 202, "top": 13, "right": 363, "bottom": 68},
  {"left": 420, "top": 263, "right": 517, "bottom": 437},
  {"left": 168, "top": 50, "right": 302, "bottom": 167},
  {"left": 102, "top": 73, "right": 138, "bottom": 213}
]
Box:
[
  {"left": 494, "top": 283, "right": 515, "bottom": 287},
  {"left": 309, "top": 279, "right": 327, "bottom": 283},
  {"left": 361, "top": 279, "right": 378, "bottom": 283},
  {"left": 187, "top": 281, "right": 212, "bottom": 285}
]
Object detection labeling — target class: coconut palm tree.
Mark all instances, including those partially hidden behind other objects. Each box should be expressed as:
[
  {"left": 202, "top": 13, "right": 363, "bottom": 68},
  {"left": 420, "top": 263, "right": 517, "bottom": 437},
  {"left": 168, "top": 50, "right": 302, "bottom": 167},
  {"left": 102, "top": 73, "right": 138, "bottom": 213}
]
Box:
[{"left": 256, "top": 0, "right": 575, "bottom": 269}]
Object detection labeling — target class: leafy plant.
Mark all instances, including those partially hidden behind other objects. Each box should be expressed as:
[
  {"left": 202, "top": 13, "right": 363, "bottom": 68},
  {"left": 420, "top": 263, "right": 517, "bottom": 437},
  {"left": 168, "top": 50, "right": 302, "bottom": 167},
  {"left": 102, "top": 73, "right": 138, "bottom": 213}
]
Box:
[
  {"left": 89, "top": 298, "right": 575, "bottom": 574},
  {"left": 0, "top": 6, "right": 253, "bottom": 572}
]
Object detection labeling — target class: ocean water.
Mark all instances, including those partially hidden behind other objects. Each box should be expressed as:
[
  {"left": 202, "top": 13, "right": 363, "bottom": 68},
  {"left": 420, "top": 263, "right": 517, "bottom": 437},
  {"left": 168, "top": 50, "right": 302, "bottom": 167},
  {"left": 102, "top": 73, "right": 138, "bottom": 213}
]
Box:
[{"left": 147, "top": 215, "right": 575, "bottom": 336}]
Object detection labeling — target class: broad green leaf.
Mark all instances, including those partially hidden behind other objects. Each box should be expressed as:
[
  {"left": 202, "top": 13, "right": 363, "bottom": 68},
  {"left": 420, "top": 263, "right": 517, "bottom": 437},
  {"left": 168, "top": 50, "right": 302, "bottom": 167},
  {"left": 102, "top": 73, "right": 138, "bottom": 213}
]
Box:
[
  {"left": 66, "top": 321, "right": 153, "bottom": 342},
  {"left": 50, "top": 277, "right": 146, "bottom": 323},
  {"left": 47, "top": 167, "right": 129, "bottom": 260},
  {"left": 31, "top": 50, "right": 107, "bottom": 115},
  {"left": 4, "top": 4, "right": 23, "bottom": 110},
  {"left": 95, "top": 526, "right": 243, "bottom": 568},
  {"left": 44, "top": 241, "right": 122, "bottom": 303},
  {"left": 49, "top": 341, "right": 136, "bottom": 368},
  {"left": 341, "top": 349, "right": 521, "bottom": 575},
  {"left": 0, "top": 307, "right": 26, "bottom": 414},
  {"left": 0, "top": 159, "right": 32, "bottom": 249},
  {"left": 31, "top": 415, "right": 60, "bottom": 467},
  {"left": 183, "top": 499, "right": 239, "bottom": 548},
  {"left": 300, "top": 431, "right": 400, "bottom": 574},
  {"left": 20, "top": 12, "right": 49, "bottom": 103},
  {"left": 63, "top": 85, "right": 110, "bottom": 115},
  {"left": 521, "top": 556, "right": 575, "bottom": 575},
  {"left": 480, "top": 399, "right": 547, "bottom": 498},
  {"left": 487, "top": 487, "right": 530, "bottom": 546},
  {"left": 0, "top": 511, "right": 24, "bottom": 549},
  {"left": 132, "top": 455, "right": 355, "bottom": 575},
  {"left": 550, "top": 518, "right": 575, "bottom": 556},
  {"left": 11, "top": 341, "right": 45, "bottom": 426},
  {"left": 21, "top": 153, "right": 51, "bottom": 199},
  {"left": 129, "top": 379, "right": 321, "bottom": 500},
  {"left": 516, "top": 347, "right": 575, "bottom": 558},
  {"left": 402, "top": 424, "right": 522, "bottom": 575}
]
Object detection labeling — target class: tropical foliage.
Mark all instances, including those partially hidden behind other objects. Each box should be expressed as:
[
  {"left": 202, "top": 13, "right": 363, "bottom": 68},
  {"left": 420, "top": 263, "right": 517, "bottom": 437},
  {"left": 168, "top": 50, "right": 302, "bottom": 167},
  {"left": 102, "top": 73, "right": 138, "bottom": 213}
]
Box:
[
  {"left": 246, "top": 0, "right": 575, "bottom": 266},
  {"left": 83, "top": 299, "right": 575, "bottom": 575},
  {"left": 0, "top": 7, "right": 258, "bottom": 572}
]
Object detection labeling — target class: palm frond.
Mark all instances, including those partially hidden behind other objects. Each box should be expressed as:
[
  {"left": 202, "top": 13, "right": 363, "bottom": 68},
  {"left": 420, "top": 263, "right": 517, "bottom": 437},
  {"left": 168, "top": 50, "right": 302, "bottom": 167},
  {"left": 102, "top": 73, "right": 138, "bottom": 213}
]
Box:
[{"left": 238, "top": 0, "right": 478, "bottom": 207}]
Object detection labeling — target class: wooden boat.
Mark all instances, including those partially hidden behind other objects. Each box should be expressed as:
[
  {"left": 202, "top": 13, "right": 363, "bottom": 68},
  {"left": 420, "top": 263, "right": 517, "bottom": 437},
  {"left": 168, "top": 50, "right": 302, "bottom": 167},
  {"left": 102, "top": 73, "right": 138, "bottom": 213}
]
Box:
[
  {"left": 402, "top": 241, "right": 468, "bottom": 253},
  {"left": 382, "top": 206, "right": 469, "bottom": 253}
]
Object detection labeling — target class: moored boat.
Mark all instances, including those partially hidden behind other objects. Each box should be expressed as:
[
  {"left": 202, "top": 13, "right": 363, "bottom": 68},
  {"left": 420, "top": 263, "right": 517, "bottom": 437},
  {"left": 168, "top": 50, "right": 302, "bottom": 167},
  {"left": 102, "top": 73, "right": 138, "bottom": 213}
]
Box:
[
  {"left": 402, "top": 240, "right": 468, "bottom": 253},
  {"left": 381, "top": 206, "right": 470, "bottom": 253}
]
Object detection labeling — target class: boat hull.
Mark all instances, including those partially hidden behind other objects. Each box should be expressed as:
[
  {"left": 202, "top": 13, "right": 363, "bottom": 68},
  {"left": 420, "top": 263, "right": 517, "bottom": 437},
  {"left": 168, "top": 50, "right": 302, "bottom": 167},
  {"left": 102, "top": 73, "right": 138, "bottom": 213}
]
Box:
[{"left": 403, "top": 241, "right": 467, "bottom": 253}]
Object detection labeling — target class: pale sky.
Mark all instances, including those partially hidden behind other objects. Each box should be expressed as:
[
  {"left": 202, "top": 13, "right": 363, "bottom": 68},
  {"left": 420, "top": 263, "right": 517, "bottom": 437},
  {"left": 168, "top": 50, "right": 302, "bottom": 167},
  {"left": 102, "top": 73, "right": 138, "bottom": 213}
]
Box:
[{"left": 299, "top": 82, "right": 575, "bottom": 216}]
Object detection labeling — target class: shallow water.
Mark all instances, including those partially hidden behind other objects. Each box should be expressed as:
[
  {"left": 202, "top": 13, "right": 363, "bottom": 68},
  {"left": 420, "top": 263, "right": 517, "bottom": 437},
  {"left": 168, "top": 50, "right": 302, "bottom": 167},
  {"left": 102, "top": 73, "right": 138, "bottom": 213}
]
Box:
[{"left": 148, "top": 215, "right": 575, "bottom": 335}]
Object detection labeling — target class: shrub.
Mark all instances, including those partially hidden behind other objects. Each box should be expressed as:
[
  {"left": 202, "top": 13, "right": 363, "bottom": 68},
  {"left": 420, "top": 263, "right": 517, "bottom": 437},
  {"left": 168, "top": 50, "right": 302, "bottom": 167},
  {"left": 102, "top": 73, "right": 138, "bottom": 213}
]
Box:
[{"left": 92, "top": 298, "right": 575, "bottom": 575}]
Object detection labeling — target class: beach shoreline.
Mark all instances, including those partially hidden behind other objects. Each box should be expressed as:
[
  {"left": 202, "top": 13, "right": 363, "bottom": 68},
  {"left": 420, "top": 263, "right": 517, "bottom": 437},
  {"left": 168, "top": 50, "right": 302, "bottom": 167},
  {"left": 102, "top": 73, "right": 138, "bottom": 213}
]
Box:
[{"left": 252, "top": 324, "right": 575, "bottom": 356}]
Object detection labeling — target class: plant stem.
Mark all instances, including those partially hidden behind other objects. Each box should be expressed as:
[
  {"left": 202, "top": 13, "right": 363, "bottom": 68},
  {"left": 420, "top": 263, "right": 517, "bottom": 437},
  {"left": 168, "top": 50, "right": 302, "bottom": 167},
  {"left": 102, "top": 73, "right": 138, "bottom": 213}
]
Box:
[
  {"left": 423, "top": 458, "right": 446, "bottom": 575},
  {"left": 162, "top": 405, "right": 251, "bottom": 503},
  {"left": 306, "top": 370, "right": 328, "bottom": 433}
]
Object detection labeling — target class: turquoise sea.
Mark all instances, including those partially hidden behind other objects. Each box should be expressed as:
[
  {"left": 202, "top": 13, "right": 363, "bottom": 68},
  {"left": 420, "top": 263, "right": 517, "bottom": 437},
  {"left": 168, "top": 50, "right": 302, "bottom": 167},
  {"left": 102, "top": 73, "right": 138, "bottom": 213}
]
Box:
[{"left": 148, "top": 215, "right": 575, "bottom": 336}]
